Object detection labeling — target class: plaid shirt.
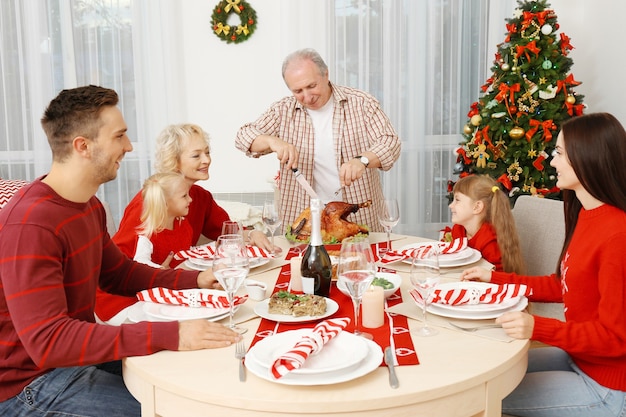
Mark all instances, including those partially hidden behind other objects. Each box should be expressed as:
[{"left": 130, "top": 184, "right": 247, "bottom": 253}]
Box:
[{"left": 236, "top": 83, "right": 401, "bottom": 233}]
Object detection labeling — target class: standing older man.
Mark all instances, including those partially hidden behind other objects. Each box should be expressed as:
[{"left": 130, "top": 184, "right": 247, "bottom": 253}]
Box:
[{"left": 235, "top": 48, "right": 401, "bottom": 233}]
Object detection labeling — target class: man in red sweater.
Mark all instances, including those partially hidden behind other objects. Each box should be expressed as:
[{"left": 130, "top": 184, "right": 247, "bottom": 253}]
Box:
[{"left": 0, "top": 85, "right": 241, "bottom": 416}]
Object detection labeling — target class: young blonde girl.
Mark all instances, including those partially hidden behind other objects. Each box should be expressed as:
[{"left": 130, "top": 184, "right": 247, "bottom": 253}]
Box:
[
  {"left": 133, "top": 172, "right": 193, "bottom": 269},
  {"left": 448, "top": 174, "right": 525, "bottom": 273}
]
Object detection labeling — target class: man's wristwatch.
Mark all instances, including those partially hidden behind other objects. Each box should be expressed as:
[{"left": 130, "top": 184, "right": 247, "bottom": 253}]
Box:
[{"left": 355, "top": 155, "right": 370, "bottom": 168}]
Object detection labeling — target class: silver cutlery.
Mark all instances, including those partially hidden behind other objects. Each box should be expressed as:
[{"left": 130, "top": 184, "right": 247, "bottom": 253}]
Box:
[
  {"left": 235, "top": 340, "right": 246, "bottom": 382},
  {"left": 447, "top": 322, "right": 502, "bottom": 332},
  {"left": 384, "top": 346, "right": 399, "bottom": 389}
]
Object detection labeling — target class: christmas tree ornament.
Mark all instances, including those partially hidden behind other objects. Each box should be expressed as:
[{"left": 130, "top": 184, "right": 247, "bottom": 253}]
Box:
[
  {"left": 463, "top": 124, "right": 473, "bottom": 135},
  {"left": 470, "top": 114, "right": 482, "bottom": 126},
  {"left": 539, "top": 84, "right": 557, "bottom": 99},
  {"left": 542, "top": 59, "right": 553, "bottom": 70},
  {"left": 566, "top": 94, "right": 576, "bottom": 104},
  {"left": 509, "top": 126, "right": 526, "bottom": 139},
  {"left": 541, "top": 24, "right": 553, "bottom": 35},
  {"left": 501, "top": 62, "right": 511, "bottom": 71},
  {"left": 453, "top": 162, "right": 464, "bottom": 174}
]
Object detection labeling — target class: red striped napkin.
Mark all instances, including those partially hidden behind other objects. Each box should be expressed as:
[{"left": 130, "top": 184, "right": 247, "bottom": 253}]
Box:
[
  {"left": 270, "top": 317, "right": 351, "bottom": 379},
  {"left": 136, "top": 287, "right": 248, "bottom": 308},
  {"left": 410, "top": 283, "right": 528, "bottom": 306},
  {"left": 380, "top": 238, "right": 468, "bottom": 264},
  {"left": 173, "top": 244, "right": 274, "bottom": 261}
]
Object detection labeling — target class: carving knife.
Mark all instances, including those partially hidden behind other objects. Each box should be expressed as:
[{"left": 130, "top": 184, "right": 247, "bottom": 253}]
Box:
[
  {"left": 384, "top": 346, "right": 399, "bottom": 389},
  {"left": 292, "top": 168, "right": 320, "bottom": 200}
]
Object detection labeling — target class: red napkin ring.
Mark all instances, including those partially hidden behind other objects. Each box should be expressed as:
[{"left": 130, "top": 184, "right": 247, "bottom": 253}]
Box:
[{"left": 270, "top": 317, "right": 351, "bottom": 379}]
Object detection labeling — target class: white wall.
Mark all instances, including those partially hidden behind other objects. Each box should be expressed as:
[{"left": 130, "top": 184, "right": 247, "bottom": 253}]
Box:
[
  {"left": 175, "top": 0, "right": 626, "bottom": 194},
  {"left": 178, "top": 0, "right": 330, "bottom": 194}
]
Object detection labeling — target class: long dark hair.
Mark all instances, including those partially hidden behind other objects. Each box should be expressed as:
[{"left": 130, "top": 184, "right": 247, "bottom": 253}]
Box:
[{"left": 557, "top": 112, "right": 626, "bottom": 277}]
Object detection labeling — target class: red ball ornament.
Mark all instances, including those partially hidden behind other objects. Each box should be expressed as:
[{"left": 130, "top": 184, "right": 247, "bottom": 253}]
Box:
[
  {"left": 217, "top": 8, "right": 221, "bottom": 13},
  {"left": 248, "top": 19, "right": 254, "bottom": 24},
  {"left": 231, "top": 35, "right": 236, "bottom": 41},
  {"left": 239, "top": 5, "right": 244, "bottom": 11},
  {"left": 509, "top": 105, "right": 517, "bottom": 115}
]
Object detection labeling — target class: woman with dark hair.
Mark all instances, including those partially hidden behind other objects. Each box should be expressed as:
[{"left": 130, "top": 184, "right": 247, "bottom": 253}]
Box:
[{"left": 461, "top": 112, "right": 626, "bottom": 416}]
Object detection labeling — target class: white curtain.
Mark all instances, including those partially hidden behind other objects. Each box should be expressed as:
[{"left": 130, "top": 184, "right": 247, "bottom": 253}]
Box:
[
  {"left": 329, "top": 0, "right": 512, "bottom": 238},
  {"left": 0, "top": 0, "right": 182, "bottom": 226}
]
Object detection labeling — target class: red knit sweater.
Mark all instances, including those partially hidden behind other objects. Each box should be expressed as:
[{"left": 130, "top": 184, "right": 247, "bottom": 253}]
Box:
[
  {"left": 95, "top": 218, "right": 194, "bottom": 321},
  {"left": 0, "top": 179, "right": 199, "bottom": 401},
  {"left": 491, "top": 204, "right": 626, "bottom": 391},
  {"left": 451, "top": 222, "right": 503, "bottom": 270}
]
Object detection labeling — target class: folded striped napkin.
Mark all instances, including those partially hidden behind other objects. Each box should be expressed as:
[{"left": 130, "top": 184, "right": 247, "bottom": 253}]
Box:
[
  {"left": 380, "top": 238, "right": 468, "bottom": 264},
  {"left": 173, "top": 244, "right": 274, "bottom": 261},
  {"left": 270, "top": 317, "right": 351, "bottom": 379},
  {"left": 136, "top": 287, "right": 248, "bottom": 308},
  {"left": 410, "top": 283, "right": 528, "bottom": 306}
]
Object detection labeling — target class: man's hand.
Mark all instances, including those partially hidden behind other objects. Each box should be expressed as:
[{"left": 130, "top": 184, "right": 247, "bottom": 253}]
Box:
[
  {"left": 197, "top": 269, "right": 221, "bottom": 289},
  {"left": 339, "top": 159, "right": 367, "bottom": 187},
  {"left": 250, "top": 135, "right": 299, "bottom": 170},
  {"left": 178, "top": 320, "right": 241, "bottom": 350}
]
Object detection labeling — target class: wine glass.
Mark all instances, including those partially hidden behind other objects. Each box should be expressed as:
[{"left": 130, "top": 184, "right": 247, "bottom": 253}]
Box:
[
  {"left": 409, "top": 246, "right": 440, "bottom": 337},
  {"left": 262, "top": 200, "right": 282, "bottom": 252},
  {"left": 221, "top": 220, "right": 243, "bottom": 236},
  {"left": 337, "top": 236, "right": 376, "bottom": 339},
  {"left": 379, "top": 199, "right": 400, "bottom": 252},
  {"left": 212, "top": 234, "right": 250, "bottom": 334}
]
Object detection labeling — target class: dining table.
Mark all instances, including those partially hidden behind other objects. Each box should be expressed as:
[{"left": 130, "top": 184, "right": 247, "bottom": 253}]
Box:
[{"left": 122, "top": 232, "right": 529, "bottom": 417}]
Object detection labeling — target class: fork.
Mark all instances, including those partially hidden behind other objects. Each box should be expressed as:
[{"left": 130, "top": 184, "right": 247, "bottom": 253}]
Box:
[
  {"left": 235, "top": 340, "right": 246, "bottom": 382},
  {"left": 447, "top": 322, "right": 502, "bottom": 332}
]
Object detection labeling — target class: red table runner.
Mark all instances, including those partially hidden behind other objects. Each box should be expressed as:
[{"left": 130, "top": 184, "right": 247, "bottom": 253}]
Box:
[{"left": 250, "top": 246, "right": 419, "bottom": 366}]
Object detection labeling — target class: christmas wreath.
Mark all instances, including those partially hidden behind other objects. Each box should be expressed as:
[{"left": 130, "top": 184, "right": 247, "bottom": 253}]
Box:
[{"left": 211, "top": 0, "right": 257, "bottom": 44}]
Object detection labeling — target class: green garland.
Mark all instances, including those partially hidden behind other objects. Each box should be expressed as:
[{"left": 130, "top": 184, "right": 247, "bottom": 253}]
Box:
[{"left": 211, "top": 0, "right": 257, "bottom": 44}]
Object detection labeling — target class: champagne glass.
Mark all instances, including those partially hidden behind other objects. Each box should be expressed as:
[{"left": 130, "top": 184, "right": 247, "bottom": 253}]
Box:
[
  {"left": 379, "top": 199, "right": 400, "bottom": 252},
  {"left": 221, "top": 220, "right": 243, "bottom": 236},
  {"left": 212, "top": 234, "right": 249, "bottom": 334},
  {"left": 262, "top": 200, "right": 282, "bottom": 252},
  {"left": 409, "top": 246, "right": 440, "bottom": 337},
  {"left": 337, "top": 236, "right": 376, "bottom": 339}
]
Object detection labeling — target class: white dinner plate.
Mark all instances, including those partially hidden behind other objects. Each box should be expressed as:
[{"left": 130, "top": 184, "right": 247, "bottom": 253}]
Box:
[
  {"left": 126, "top": 301, "right": 232, "bottom": 323},
  {"left": 247, "top": 329, "right": 369, "bottom": 375},
  {"left": 185, "top": 257, "right": 271, "bottom": 271},
  {"left": 254, "top": 297, "right": 339, "bottom": 323},
  {"left": 423, "top": 296, "right": 528, "bottom": 320},
  {"left": 430, "top": 282, "right": 522, "bottom": 313},
  {"left": 246, "top": 336, "right": 382, "bottom": 385}
]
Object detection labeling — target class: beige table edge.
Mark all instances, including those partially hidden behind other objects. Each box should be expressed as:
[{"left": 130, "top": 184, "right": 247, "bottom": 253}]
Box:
[{"left": 123, "top": 233, "right": 529, "bottom": 417}]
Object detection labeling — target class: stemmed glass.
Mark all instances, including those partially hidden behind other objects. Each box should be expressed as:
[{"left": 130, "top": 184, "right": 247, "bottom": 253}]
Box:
[
  {"left": 409, "top": 246, "right": 441, "bottom": 337},
  {"left": 212, "top": 234, "right": 250, "bottom": 334},
  {"left": 262, "top": 200, "right": 282, "bottom": 253},
  {"left": 221, "top": 220, "right": 243, "bottom": 236},
  {"left": 379, "top": 199, "right": 400, "bottom": 252},
  {"left": 337, "top": 236, "right": 376, "bottom": 339}
]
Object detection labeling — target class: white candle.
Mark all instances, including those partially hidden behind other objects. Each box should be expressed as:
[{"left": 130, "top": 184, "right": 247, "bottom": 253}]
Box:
[
  {"left": 362, "top": 285, "right": 384, "bottom": 328},
  {"left": 290, "top": 256, "right": 303, "bottom": 292}
]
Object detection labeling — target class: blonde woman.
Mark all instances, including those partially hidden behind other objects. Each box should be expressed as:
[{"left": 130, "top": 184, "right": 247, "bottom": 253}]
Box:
[
  {"left": 133, "top": 172, "right": 192, "bottom": 269},
  {"left": 448, "top": 174, "right": 525, "bottom": 273},
  {"left": 96, "top": 124, "right": 274, "bottom": 323}
]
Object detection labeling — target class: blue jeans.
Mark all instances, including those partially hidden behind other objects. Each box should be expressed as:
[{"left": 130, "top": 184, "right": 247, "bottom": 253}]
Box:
[
  {"left": 0, "top": 362, "right": 140, "bottom": 417},
  {"left": 503, "top": 347, "right": 626, "bottom": 417}
]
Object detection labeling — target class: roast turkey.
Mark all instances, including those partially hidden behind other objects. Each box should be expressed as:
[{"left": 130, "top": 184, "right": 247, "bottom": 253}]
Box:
[{"left": 289, "top": 201, "right": 371, "bottom": 243}]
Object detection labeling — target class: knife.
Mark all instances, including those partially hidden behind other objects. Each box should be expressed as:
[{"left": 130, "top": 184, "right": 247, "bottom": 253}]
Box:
[
  {"left": 384, "top": 346, "right": 399, "bottom": 389},
  {"left": 292, "top": 168, "right": 320, "bottom": 200}
]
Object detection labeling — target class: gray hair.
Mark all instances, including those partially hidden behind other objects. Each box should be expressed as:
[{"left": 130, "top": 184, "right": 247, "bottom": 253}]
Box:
[{"left": 281, "top": 48, "right": 328, "bottom": 79}]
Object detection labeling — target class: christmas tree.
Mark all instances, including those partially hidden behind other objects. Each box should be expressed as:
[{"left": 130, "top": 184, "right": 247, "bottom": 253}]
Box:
[{"left": 450, "top": 0, "right": 584, "bottom": 201}]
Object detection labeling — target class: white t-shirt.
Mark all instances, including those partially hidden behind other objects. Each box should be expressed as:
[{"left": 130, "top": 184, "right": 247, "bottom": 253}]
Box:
[{"left": 307, "top": 99, "right": 342, "bottom": 203}]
